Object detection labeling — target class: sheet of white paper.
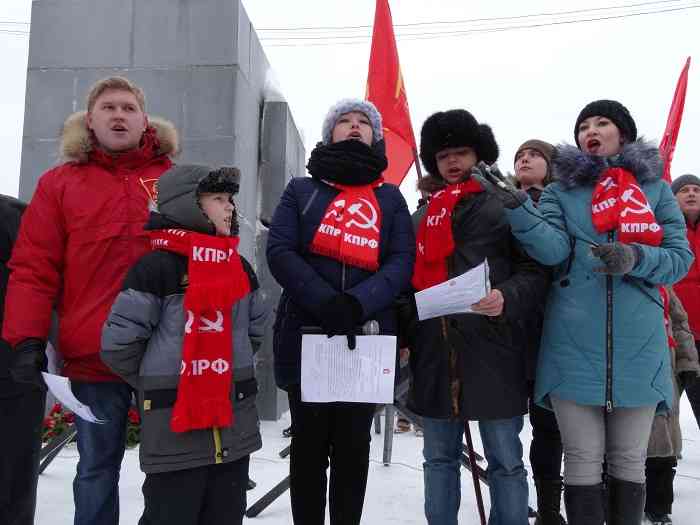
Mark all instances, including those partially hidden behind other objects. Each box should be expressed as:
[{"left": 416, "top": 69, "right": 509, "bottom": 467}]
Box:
[
  {"left": 41, "top": 373, "right": 106, "bottom": 423},
  {"left": 415, "top": 260, "right": 491, "bottom": 321},
  {"left": 301, "top": 335, "right": 397, "bottom": 404}
]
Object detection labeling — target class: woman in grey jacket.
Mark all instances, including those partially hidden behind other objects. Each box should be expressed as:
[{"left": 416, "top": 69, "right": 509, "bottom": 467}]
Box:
[{"left": 101, "top": 165, "right": 268, "bottom": 525}]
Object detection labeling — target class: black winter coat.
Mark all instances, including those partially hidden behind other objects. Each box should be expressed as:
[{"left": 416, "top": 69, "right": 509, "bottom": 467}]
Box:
[
  {"left": 267, "top": 177, "right": 415, "bottom": 389},
  {"left": 407, "top": 190, "right": 549, "bottom": 420},
  {"left": 519, "top": 187, "right": 550, "bottom": 381},
  {"left": 0, "top": 195, "right": 27, "bottom": 388}
]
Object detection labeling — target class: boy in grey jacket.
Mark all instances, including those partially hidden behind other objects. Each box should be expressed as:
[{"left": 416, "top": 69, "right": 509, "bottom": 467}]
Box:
[{"left": 101, "top": 165, "right": 268, "bottom": 525}]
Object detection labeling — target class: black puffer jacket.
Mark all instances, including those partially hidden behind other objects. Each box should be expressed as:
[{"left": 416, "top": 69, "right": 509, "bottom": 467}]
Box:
[
  {"left": 406, "top": 179, "right": 550, "bottom": 420},
  {"left": 0, "top": 195, "right": 26, "bottom": 387}
]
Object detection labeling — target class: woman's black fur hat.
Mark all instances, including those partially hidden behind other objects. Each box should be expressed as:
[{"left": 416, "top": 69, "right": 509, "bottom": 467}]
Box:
[
  {"left": 419, "top": 109, "right": 499, "bottom": 177},
  {"left": 574, "top": 99, "right": 637, "bottom": 148}
]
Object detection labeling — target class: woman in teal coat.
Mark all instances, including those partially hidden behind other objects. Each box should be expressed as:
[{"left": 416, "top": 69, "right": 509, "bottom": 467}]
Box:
[{"left": 475, "top": 100, "right": 692, "bottom": 525}]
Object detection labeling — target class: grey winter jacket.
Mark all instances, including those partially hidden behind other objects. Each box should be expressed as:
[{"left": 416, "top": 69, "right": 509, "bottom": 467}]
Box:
[{"left": 101, "top": 240, "right": 268, "bottom": 474}]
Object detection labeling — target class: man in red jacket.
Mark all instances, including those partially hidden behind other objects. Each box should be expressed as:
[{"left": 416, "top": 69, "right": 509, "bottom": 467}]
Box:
[
  {"left": 671, "top": 173, "right": 700, "bottom": 430},
  {"left": 3, "top": 76, "right": 179, "bottom": 525}
]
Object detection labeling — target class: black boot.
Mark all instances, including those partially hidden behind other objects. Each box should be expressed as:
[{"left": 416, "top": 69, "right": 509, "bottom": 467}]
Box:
[
  {"left": 607, "top": 477, "right": 645, "bottom": 525},
  {"left": 534, "top": 478, "right": 567, "bottom": 525},
  {"left": 563, "top": 484, "right": 605, "bottom": 525}
]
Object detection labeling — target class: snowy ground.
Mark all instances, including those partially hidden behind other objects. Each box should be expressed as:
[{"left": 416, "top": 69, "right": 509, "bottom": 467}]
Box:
[{"left": 36, "top": 397, "right": 700, "bottom": 524}]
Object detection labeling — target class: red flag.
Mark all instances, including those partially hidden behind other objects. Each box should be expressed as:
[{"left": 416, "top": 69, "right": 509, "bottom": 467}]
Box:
[
  {"left": 659, "top": 57, "right": 691, "bottom": 183},
  {"left": 366, "top": 0, "right": 418, "bottom": 186}
]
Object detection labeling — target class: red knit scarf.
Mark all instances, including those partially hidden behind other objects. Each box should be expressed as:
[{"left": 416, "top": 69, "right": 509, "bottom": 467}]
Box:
[
  {"left": 148, "top": 229, "right": 250, "bottom": 433},
  {"left": 412, "top": 179, "right": 484, "bottom": 291},
  {"left": 309, "top": 179, "right": 383, "bottom": 271},
  {"left": 591, "top": 167, "right": 663, "bottom": 246}
]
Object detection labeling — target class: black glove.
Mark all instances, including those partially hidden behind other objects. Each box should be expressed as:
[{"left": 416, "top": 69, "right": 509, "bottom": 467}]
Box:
[
  {"left": 469, "top": 162, "right": 529, "bottom": 209},
  {"left": 591, "top": 242, "right": 641, "bottom": 275},
  {"left": 679, "top": 370, "right": 699, "bottom": 389},
  {"left": 10, "top": 339, "right": 48, "bottom": 391},
  {"left": 319, "top": 294, "right": 364, "bottom": 350}
]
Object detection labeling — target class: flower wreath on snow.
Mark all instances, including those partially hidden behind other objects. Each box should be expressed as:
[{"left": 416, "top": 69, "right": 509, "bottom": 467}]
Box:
[{"left": 42, "top": 403, "right": 141, "bottom": 448}]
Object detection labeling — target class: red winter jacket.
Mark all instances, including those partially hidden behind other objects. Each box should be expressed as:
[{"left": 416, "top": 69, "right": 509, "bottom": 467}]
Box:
[
  {"left": 3, "top": 112, "right": 179, "bottom": 381},
  {"left": 674, "top": 221, "right": 700, "bottom": 340}
]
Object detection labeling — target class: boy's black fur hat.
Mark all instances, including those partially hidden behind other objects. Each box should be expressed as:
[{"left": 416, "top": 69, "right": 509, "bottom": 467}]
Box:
[{"left": 419, "top": 109, "right": 499, "bottom": 177}]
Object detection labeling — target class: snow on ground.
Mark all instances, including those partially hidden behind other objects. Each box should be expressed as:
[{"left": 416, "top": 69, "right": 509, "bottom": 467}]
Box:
[{"left": 36, "top": 397, "right": 700, "bottom": 524}]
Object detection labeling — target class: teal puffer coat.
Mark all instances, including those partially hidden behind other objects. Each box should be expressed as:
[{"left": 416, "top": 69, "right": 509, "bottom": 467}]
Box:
[{"left": 505, "top": 140, "right": 693, "bottom": 411}]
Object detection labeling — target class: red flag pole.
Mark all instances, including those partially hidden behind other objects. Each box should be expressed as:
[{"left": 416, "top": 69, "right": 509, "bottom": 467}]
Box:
[
  {"left": 412, "top": 147, "right": 429, "bottom": 204},
  {"left": 659, "top": 56, "right": 691, "bottom": 183},
  {"left": 413, "top": 148, "right": 423, "bottom": 180}
]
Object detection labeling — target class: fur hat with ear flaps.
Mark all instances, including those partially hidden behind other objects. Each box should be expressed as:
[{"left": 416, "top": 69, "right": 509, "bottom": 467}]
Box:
[
  {"left": 419, "top": 109, "right": 499, "bottom": 179},
  {"left": 156, "top": 165, "right": 241, "bottom": 235}
]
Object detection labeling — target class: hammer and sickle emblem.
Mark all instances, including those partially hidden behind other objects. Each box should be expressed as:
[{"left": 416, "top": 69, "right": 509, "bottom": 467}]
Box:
[
  {"left": 620, "top": 185, "right": 652, "bottom": 217},
  {"left": 185, "top": 310, "right": 194, "bottom": 334},
  {"left": 600, "top": 177, "right": 618, "bottom": 191},
  {"left": 199, "top": 311, "right": 225, "bottom": 333},
  {"left": 324, "top": 199, "right": 346, "bottom": 221},
  {"left": 345, "top": 198, "right": 379, "bottom": 232},
  {"left": 185, "top": 309, "right": 225, "bottom": 334}
]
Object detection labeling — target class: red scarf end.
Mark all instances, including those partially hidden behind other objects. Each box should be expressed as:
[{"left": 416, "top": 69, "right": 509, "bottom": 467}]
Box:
[
  {"left": 309, "top": 245, "right": 379, "bottom": 272},
  {"left": 170, "top": 400, "right": 234, "bottom": 433}
]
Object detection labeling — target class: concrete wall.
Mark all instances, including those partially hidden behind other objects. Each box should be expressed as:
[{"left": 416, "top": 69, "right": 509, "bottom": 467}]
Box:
[{"left": 20, "top": 0, "right": 305, "bottom": 420}]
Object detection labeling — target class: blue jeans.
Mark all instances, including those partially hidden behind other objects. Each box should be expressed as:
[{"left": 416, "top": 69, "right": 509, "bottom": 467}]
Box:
[
  {"left": 71, "top": 381, "right": 132, "bottom": 525},
  {"left": 422, "top": 415, "right": 528, "bottom": 525}
]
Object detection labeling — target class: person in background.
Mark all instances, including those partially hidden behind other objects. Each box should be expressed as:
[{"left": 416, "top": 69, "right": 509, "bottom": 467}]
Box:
[
  {"left": 670, "top": 174, "right": 700, "bottom": 430},
  {"left": 513, "top": 139, "right": 554, "bottom": 204},
  {"left": 0, "top": 194, "right": 45, "bottom": 525},
  {"left": 514, "top": 139, "right": 565, "bottom": 525},
  {"left": 644, "top": 286, "right": 699, "bottom": 525}
]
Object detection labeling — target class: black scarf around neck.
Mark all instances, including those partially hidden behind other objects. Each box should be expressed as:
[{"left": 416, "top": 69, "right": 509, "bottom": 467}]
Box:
[{"left": 307, "top": 139, "right": 387, "bottom": 186}]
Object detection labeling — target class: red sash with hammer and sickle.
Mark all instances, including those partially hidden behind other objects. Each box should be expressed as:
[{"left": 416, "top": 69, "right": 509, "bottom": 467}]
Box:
[
  {"left": 412, "top": 179, "right": 483, "bottom": 291},
  {"left": 591, "top": 167, "right": 663, "bottom": 246},
  {"left": 310, "top": 179, "right": 383, "bottom": 271}
]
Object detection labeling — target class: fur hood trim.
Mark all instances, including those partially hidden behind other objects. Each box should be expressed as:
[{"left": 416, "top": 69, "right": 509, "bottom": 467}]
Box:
[
  {"left": 59, "top": 111, "right": 180, "bottom": 163},
  {"left": 552, "top": 139, "right": 663, "bottom": 190}
]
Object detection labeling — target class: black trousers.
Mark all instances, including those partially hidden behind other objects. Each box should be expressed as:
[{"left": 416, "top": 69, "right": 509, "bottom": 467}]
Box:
[
  {"left": 287, "top": 386, "right": 376, "bottom": 525},
  {"left": 679, "top": 345, "right": 700, "bottom": 429},
  {"left": 138, "top": 455, "right": 249, "bottom": 525},
  {"left": 645, "top": 456, "right": 676, "bottom": 515},
  {"left": 528, "top": 382, "right": 563, "bottom": 480},
  {"left": 0, "top": 380, "right": 46, "bottom": 525}
]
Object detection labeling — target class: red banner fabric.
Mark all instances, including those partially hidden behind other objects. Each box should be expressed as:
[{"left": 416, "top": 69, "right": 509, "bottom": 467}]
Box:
[
  {"left": 660, "top": 57, "right": 691, "bottom": 183},
  {"left": 366, "top": 0, "right": 417, "bottom": 186}
]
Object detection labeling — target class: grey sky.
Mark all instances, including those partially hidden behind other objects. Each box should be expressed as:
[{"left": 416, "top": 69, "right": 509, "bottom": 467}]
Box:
[{"left": 1, "top": 0, "right": 699, "bottom": 212}]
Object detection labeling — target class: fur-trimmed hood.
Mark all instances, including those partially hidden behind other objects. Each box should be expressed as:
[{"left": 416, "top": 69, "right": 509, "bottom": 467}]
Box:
[
  {"left": 59, "top": 111, "right": 180, "bottom": 163},
  {"left": 552, "top": 139, "right": 663, "bottom": 190}
]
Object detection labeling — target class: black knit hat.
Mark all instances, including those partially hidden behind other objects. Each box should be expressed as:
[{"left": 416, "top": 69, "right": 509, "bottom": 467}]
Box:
[
  {"left": 671, "top": 173, "right": 700, "bottom": 195},
  {"left": 157, "top": 165, "right": 240, "bottom": 235},
  {"left": 574, "top": 99, "right": 637, "bottom": 148},
  {"left": 419, "top": 109, "right": 499, "bottom": 177}
]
